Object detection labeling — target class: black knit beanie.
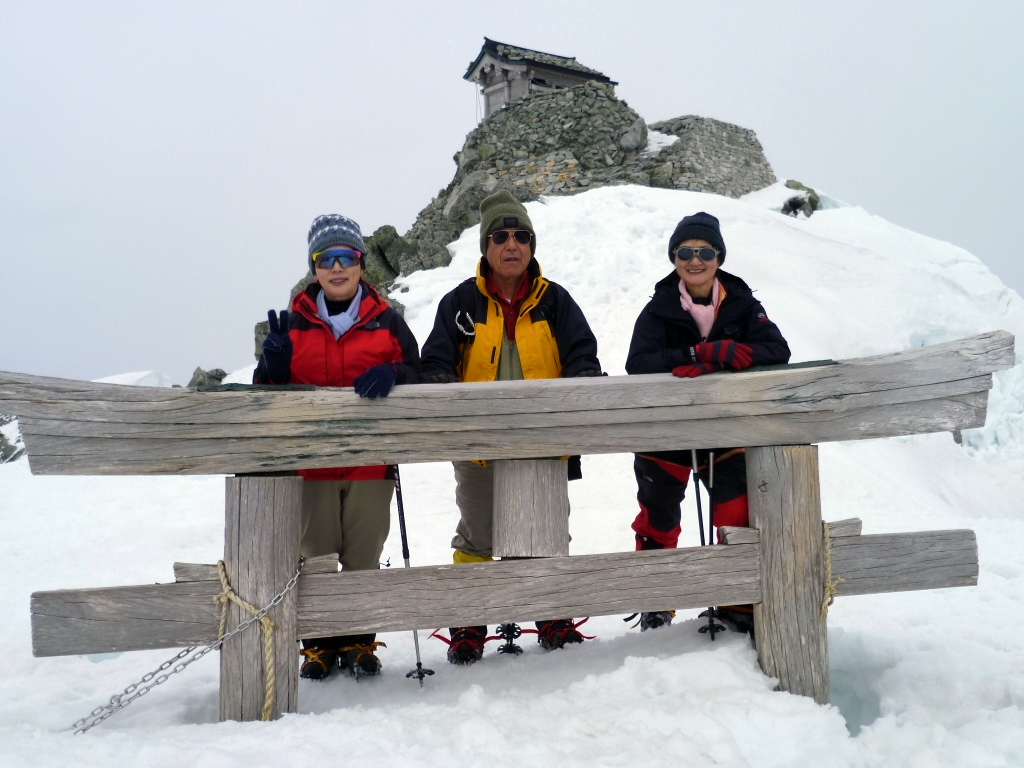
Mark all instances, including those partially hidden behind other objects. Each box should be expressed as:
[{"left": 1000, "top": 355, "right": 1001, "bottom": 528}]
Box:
[{"left": 667, "top": 211, "right": 726, "bottom": 265}]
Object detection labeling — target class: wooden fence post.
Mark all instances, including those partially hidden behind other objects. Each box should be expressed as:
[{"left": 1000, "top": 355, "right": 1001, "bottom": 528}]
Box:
[
  {"left": 492, "top": 459, "right": 569, "bottom": 557},
  {"left": 220, "top": 475, "right": 303, "bottom": 722},
  {"left": 746, "top": 445, "right": 829, "bottom": 705}
]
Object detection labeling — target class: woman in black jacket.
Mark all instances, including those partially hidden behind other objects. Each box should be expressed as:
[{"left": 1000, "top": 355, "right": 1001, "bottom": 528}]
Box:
[{"left": 625, "top": 212, "right": 790, "bottom": 632}]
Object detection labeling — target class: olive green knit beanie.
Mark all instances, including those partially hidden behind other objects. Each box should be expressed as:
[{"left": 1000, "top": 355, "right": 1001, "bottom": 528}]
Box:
[{"left": 478, "top": 190, "right": 536, "bottom": 257}]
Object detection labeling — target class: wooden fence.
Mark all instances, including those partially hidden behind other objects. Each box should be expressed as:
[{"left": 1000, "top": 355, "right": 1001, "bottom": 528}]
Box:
[{"left": 0, "top": 330, "right": 1013, "bottom": 721}]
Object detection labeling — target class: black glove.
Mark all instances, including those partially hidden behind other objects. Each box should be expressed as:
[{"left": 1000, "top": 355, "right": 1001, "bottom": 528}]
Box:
[
  {"left": 353, "top": 364, "right": 398, "bottom": 400},
  {"left": 424, "top": 372, "right": 460, "bottom": 384},
  {"left": 261, "top": 310, "right": 292, "bottom": 384},
  {"left": 573, "top": 369, "right": 605, "bottom": 377}
]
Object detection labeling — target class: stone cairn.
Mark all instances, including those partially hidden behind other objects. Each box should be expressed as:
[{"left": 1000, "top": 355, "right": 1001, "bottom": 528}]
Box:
[{"left": 254, "top": 81, "right": 776, "bottom": 357}]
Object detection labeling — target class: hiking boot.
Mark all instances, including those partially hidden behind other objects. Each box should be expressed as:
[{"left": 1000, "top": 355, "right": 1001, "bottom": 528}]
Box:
[
  {"left": 537, "top": 619, "right": 586, "bottom": 651},
  {"left": 639, "top": 610, "right": 675, "bottom": 631},
  {"left": 717, "top": 605, "right": 755, "bottom": 639},
  {"left": 447, "top": 627, "right": 487, "bottom": 665},
  {"left": 299, "top": 647, "right": 337, "bottom": 680},
  {"left": 338, "top": 642, "right": 385, "bottom": 678}
]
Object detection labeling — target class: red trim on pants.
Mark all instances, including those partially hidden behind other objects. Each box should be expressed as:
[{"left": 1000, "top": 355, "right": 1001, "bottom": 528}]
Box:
[
  {"left": 712, "top": 493, "right": 748, "bottom": 541},
  {"left": 631, "top": 503, "right": 681, "bottom": 549},
  {"left": 638, "top": 454, "right": 692, "bottom": 483}
]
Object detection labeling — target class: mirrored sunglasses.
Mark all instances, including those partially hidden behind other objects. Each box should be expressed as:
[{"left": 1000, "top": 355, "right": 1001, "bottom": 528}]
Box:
[
  {"left": 673, "top": 245, "right": 720, "bottom": 262},
  {"left": 313, "top": 247, "right": 363, "bottom": 270},
  {"left": 489, "top": 229, "right": 533, "bottom": 246}
]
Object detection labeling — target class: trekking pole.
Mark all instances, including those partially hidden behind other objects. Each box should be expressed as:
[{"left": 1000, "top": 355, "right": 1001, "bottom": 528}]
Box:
[
  {"left": 691, "top": 449, "right": 706, "bottom": 547},
  {"left": 698, "top": 451, "right": 725, "bottom": 640},
  {"left": 394, "top": 466, "right": 435, "bottom": 686}
]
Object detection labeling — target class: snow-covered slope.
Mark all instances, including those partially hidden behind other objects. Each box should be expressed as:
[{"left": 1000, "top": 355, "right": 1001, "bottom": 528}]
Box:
[
  {"left": 91, "top": 370, "right": 173, "bottom": 388},
  {"left": 2, "top": 183, "right": 1022, "bottom": 767}
]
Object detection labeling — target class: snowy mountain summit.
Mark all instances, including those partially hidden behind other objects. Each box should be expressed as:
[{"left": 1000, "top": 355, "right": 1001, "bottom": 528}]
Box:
[{"left": 3, "top": 181, "right": 1024, "bottom": 767}]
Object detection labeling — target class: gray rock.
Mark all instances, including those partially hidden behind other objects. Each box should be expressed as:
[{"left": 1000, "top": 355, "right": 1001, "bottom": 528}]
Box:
[
  {"left": 187, "top": 367, "right": 228, "bottom": 388},
  {"left": 782, "top": 180, "right": 821, "bottom": 217},
  {"left": 254, "top": 320, "right": 270, "bottom": 361},
  {"left": 619, "top": 118, "right": 648, "bottom": 151}
]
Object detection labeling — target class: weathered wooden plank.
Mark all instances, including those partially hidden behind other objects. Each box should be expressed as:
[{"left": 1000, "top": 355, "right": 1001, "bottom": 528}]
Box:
[
  {"left": 7, "top": 332, "right": 1013, "bottom": 476},
  {"left": 827, "top": 518, "right": 863, "bottom": 538},
  {"left": 219, "top": 477, "right": 302, "bottom": 723},
  {"left": 719, "top": 527, "right": 761, "bottom": 544},
  {"left": 173, "top": 553, "right": 338, "bottom": 582},
  {"left": 493, "top": 459, "right": 570, "bottom": 557},
  {"left": 297, "top": 545, "right": 762, "bottom": 637},
  {"left": 18, "top": 390, "right": 992, "bottom": 475},
  {"left": 31, "top": 581, "right": 223, "bottom": 657},
  {"left": 721, "top": 519, "right": 861, "bottom": 545},
  {"left": 31, "top": 527, "right": 980, "bottom": 657},
  {"left": 831, "top": 530, "right": 978, "bottom": 596},
  {"left": 748, "top": 445, "right": 830, "bottom": 705},
  {"left": 11, "top": 374, "right": 994, "bottom": 439},
  {"left": 1, "top": 332, "right": 1012, "bottom": 426}
]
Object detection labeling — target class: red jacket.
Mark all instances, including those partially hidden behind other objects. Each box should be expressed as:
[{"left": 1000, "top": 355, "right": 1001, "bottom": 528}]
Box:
[{"left": 255, "top": 280, "right": 421, "bottom": 481}]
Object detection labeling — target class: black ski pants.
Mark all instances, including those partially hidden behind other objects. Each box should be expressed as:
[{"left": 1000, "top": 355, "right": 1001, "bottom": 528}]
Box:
[{"left": 631, "top": 449, "right": 749, "bottom": 549}]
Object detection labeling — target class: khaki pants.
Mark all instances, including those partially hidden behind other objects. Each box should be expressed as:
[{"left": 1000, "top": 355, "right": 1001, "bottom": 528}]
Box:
[
  {"left": 450, "top": 461, "right": 570, "bottom": 558},
  {"left": 301, "top": 479, "right": 394, "bottom": 571},
  {"left": 450, "top": 461, "right": 495, "bottom": 558}
]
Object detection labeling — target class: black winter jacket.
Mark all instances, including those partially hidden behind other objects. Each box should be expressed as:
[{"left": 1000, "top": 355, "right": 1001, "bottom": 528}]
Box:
[{"left": 626, "top": 269, "right": 790, "bottom": 374}]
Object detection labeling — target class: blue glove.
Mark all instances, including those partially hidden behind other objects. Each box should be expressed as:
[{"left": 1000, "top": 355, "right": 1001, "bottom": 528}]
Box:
[
  {"left": 353, "top": 364, "right": 398, "bottom": 400},
  {"left": 261, "top": 310, "right": 292, "bottom": 384}
]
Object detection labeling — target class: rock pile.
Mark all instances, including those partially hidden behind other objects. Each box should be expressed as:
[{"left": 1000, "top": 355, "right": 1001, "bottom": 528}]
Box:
[{"left": 390, "top": 81, "right": 775, "bottom": 278}]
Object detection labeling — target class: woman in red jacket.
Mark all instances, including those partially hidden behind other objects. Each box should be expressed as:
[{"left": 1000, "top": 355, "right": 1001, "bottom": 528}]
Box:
[{"left": 255, "top": 214, "right": 420, "bottom": 681}]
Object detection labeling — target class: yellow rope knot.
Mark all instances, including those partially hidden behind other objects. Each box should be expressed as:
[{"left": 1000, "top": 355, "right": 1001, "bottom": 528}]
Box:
[
  {"left": 820, "top": 521, "right": 845, "bottom": 621},
  {"left": 215, "top": 560, "right": 277, "bottom": 721}
]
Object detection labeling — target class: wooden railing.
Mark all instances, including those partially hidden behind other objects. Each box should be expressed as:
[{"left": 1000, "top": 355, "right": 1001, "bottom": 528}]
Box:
[{"left": 0, "top": 330, "right": 1014, "bottom": 722}]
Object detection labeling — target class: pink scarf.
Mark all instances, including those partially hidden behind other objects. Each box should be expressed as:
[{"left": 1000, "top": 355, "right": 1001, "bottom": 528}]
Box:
[{"left": 679, "top": 278, "right": 720, "bottom": 340}]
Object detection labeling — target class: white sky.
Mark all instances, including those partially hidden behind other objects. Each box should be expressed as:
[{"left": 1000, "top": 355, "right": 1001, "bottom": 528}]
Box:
[{"left": 2, "top": 1, "right": 1021, "bottom": 384}]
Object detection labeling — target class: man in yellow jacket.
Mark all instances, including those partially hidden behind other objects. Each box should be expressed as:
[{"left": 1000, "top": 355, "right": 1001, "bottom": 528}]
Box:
[{"left": 421, "top": 190, "right": 603, "bottom": 665}]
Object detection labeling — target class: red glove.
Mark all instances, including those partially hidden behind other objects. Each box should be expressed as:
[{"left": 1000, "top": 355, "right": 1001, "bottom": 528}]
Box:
[
  {"left": 672, "top": 363, "right": 718, "bottom": 378},
  {"left": 695, "top": 340, "right": 753, "bottom": 370}
]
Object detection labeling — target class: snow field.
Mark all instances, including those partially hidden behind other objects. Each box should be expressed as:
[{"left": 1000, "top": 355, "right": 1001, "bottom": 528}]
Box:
[{"left": 1, "top": 183, "right": 1023, "bottom": 766}]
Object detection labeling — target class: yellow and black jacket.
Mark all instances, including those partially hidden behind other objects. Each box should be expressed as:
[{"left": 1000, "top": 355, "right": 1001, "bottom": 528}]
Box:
[{"left": 421, "top": 257, "right": 601, "bottom": 383}]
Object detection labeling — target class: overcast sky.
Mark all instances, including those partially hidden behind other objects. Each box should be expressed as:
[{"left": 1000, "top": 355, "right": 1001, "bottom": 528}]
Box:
[{"left": 2, "top": 1, "right": 1021, "bottom": 384}]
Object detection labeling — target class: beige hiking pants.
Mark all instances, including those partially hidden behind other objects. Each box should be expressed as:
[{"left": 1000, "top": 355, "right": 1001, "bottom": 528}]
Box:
[{"left": 300, "top": 479, "right": 394, "bottom": 571}]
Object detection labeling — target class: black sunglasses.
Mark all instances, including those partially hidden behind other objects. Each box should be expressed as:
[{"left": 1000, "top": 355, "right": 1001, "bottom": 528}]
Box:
[
  {"left": 489, "top": 229, "right": 533, "bottom": 246},
  {"left": 673, "top": 245, "right": 720, "bottom": 262}
]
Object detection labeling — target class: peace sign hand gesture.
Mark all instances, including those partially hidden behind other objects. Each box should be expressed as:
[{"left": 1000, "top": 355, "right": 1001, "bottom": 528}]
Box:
[{"left": 261, "top": 310, "right": 292, "bottom": 384}]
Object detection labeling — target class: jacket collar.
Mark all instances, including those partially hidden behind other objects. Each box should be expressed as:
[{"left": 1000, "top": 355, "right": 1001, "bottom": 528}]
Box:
[
  {"left": 648, "top": 269, "right": 758, "bottom": 331},
  {"left": 476, "top": 256, "right": 544, "bottom": 300},
  {"left": 292, "top": 279, "right": 387, "bottom": 329}
]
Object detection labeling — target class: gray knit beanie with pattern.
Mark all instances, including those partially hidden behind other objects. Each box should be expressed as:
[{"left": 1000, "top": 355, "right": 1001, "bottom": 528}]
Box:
[{"left": 307, "top": 214, "right": 367, "bottom": 274}]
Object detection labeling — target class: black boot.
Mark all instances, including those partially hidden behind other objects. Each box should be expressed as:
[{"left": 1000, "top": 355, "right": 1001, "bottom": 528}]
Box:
[
  {"left": 299, "top": 647, "right": 338, "bottom": 680},
  {"left": 338, "top": 642, "right": 385, "bottom": 678},
  {"left": 716, "top": 604, "right": 755, "bottom": 640},
  {"left": 639, "top": 610, "right": 675, "bottom": 631},
  {"left": 536, "top": 619, "right": 586, "bottom": 650},
  {"left": 447, "top": 626, "right": 487, "bottom": 665}
]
